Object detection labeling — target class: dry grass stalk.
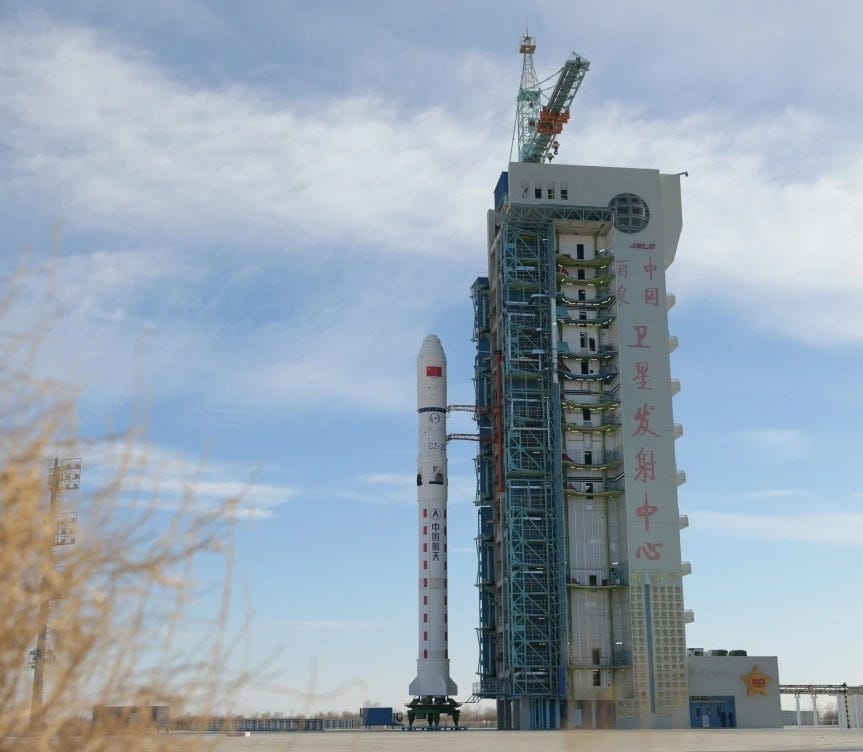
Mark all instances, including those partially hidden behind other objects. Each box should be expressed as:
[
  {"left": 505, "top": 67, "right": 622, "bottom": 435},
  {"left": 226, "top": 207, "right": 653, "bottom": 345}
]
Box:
[{"left": 0, "top": 270, "right": 240, "bottom": 751}]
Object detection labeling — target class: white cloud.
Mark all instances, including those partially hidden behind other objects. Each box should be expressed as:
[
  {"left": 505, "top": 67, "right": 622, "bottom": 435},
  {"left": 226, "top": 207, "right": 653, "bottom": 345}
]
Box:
[
  {"left": 735, "top": 428, "right": 813, "bottom": 463},
  {"left": 4, "top": 16, "right": 863, "bottom": 429},
  {"left": 81, "top": 437, "right": 296, "bottom": 519},
  {"left": 0, "top": 22, "right": 505, "bottom": 258},
  {"left": 743, "top": 489, "right": 804, "bottom": 500},
  {"left": 695, "top": 511, "right": 863, "bottom": 545},
  {"left": 315, "top": 470, "right": 475, "bottom": 506}
]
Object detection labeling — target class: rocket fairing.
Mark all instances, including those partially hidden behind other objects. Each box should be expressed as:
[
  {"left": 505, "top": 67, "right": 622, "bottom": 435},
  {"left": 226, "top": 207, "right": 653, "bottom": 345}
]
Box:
[{"left": 408, "top": 335, "right": 457, "bottom": 698}]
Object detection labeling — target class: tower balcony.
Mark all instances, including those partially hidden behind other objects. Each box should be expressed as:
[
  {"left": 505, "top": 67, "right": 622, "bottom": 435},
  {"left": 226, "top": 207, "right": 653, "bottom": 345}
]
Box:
[
  {"left": 561, "top": 389, "right": 621, "bottom": 411},
  {"left": 557, "top": 270, "right": 615, "bottom": 288},
  {"left": 567, "top": 563, "right": 627, "bottom": 588},
  {"left": 562, "top": 415, "right": 620, "bottom": 433},
  {"left": 680, "top": 561, "right": 692, "bottom": 576},
  {"left": 556, "top": 249, "right": 614, "bottom": 269},
  {"left": 683, "top": 609, "right": 695, "bottom": 624},
  {"left": 564, "top": 479, "right": 624, "bottom": 498},
  {"left": 559, "top": 368, "right": 618, "bottom": 385},
  {"left": 678, "top": 514, "right": 689, "bottom": 530},
  {"left": 557, "top": 309, "right": 616, "bottom": 328},
  {"left": 670, "top": 379, "right": 681, "bottom": 395},
  {"left": 562, "top": 452, "right": 622, "bottom": 471},
  {"left": 556, "top": 342, "right": 616, "bottom": 360},
  {"left": 676, "top": 470, "right": 687, "bottom": 486},
  {"left": 668, "top": 335, "right": 679, "bottom": 353},
  {"left": 666, "top": 293, "right": 676, "bottom": 310},
  {"left": 674, "top": 423, "right": 684, "bottom": 439},
  {"left": 558, "top": 291, "right": 615, "bottom": 310}
]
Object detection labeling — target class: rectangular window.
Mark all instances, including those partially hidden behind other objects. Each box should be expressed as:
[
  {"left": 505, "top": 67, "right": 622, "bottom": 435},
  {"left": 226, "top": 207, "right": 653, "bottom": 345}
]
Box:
[
  {"left": 592, "top": 648, "right": 601, "bottom": 665},
  {"left": 580, "top": 361, "right": 589, "bottom": 374},
  {"left": 592, "top": 670, "right": 601, "bottom": 687},
  {"left": 577, "top": 268, "right": 586, "bottom": 280},
  {"left": 547, "top": 182, "right": 555, "bottom": 200},
  {"left": 561, "top": 182, "right": 569, "bottom": 201},
  {"left": 582, "top": 408, "right": 591, "bottom": 422},
  {"left": 576, "top": 242, "right": 584, "bottom": 259},
  {"left": 534, "top": 185, "right": 542, "bottom": 199},
  {"left": 584, "top": 450, "right": 593, "bottom": 464}
]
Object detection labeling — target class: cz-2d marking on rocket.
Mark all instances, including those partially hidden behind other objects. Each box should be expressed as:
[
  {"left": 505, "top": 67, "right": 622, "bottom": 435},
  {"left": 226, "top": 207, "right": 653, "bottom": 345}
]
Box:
[{"left": 409, "top": 335, "right": 458, "bottom": 702}]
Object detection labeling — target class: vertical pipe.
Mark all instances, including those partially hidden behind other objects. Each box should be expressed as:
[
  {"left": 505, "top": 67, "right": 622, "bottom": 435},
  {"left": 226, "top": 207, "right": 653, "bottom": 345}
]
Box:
[{"left": 30, "top": 458, "right": 59, "bottom": 729}]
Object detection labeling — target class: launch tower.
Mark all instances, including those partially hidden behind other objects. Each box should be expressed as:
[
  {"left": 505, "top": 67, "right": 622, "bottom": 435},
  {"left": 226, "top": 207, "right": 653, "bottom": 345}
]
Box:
[{"left": 470, "top": 36, "right": 691, "bottom": 730}]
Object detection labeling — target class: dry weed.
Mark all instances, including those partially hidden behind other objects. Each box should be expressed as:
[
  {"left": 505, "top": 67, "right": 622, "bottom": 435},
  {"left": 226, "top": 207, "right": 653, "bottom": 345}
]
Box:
[{"left": 0, "top": 265, "right": 240, "bottom": 751}]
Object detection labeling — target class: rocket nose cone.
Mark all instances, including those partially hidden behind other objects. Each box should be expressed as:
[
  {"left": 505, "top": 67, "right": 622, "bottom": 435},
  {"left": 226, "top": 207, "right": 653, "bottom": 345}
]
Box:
[{"left": 418, "top": 334, "right": 445, "bottom": 361}]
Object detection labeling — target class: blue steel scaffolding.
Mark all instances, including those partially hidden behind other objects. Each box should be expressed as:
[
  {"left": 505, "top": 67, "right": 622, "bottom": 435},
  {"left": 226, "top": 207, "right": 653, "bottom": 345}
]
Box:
[{"left": 472, "top": 176, "right": 615, "bottom": 729}]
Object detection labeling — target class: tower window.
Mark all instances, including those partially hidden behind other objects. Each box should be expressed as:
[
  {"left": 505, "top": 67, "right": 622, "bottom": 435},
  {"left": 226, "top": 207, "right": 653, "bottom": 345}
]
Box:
[
  {"left": 577, "top": 269, "right": 586, "bottom": 280},
  {"left": 534, "top": 185, "right": 542, "bottom": 199},
  {"left": 547, "top": 182, "right": 555, "bottom": 200},
  {"left": 561, "top": 182, "right": 569, "bottom": 201},
  {"left": 592, "top": 670, "right": 601, "bottom": 686},
  {"left": 576, "top": 242, "right": 584, "bottom": 259}
]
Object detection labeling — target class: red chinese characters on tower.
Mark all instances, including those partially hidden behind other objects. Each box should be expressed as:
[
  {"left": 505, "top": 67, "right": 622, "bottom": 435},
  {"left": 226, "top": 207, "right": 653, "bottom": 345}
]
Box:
[
  {"left": 643, "top": 257, "right": 658, "bottom": 281},
  {"left": 617, "top": 286, "right": 629, "bottom": 305},
  {"left": 636, "top": 541, "right": 663, "bottom": 560},
  {"left": 634, "top": 448, "right": 656, "bottom": 483},
  {"left": 633, "top": 403, "right": 660, "bottom": 437},
  {"left": 636, "top": 492, "right": 658, "bottom": 532},
  {"left": 633, "top": 361, "right": 651, "bottom": 390},
  {"left": 627, "top": 325, "right": 649, "bottom": 349}
]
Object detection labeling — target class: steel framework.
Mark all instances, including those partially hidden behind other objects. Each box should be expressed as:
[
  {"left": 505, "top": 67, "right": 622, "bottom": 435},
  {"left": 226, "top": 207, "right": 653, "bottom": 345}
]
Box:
[{"left": 472, "top": 203, "right": 614, "bottom": 728}]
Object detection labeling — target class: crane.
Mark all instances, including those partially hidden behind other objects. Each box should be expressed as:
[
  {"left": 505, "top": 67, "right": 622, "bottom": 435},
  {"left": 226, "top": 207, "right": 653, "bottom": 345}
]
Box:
[{"left": 516, "top": 35, "right": 590, "bottom": 163}]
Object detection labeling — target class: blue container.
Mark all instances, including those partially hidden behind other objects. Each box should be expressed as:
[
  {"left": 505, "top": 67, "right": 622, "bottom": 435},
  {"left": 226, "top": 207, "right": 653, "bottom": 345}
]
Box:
[{"left": 361, "top": 707, "right": 394, "bottom": 726}]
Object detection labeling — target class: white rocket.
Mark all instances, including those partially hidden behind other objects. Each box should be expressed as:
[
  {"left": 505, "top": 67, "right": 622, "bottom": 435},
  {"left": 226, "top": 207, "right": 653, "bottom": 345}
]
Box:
[{"left": 409, "top": 335, "right": 457, "bottom": 698}]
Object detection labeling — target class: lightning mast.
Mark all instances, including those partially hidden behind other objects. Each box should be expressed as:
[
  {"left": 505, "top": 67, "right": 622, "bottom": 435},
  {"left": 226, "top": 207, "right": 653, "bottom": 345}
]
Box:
[{"left": 516, "top": 35, "right": 590, "bottom": 163}]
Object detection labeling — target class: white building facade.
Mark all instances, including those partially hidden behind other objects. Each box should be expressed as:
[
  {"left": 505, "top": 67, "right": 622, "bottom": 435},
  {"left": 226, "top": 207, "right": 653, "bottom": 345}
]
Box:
[
  {"left": 472, "top": 162, "right": 690, "bottom": 729},
  {"left": 687, "top": 654, "right": 782, "bottom": 728}
]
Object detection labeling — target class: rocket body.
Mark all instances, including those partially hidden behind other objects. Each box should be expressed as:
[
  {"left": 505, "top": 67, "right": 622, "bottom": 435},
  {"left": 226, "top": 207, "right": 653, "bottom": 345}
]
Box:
[{"left": 409, "top": 335, "right": 457, "bottom": 698}]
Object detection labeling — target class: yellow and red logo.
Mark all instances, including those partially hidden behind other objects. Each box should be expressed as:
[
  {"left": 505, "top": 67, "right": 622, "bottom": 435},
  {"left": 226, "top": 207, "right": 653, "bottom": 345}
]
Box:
[{"left": 740, "top": 664, "right": 771, "bottom": 696}]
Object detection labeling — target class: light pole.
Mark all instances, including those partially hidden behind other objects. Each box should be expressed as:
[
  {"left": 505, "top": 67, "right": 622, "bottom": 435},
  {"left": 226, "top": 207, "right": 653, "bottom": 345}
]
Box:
[{"left": 29, "top": 457, "right": 80, "bottom": 729}]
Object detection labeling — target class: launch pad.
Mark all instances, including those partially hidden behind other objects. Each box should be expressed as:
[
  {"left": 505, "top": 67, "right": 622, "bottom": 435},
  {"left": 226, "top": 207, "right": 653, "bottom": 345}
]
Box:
[{"left": 405, "top": 696, "right": 462, "bottom": 728}]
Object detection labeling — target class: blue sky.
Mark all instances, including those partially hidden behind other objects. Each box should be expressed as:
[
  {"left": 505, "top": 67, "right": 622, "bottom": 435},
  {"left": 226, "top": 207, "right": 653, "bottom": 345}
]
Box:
[{"left": 2, "top": 0, "right": 862, "bottom": 714}]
